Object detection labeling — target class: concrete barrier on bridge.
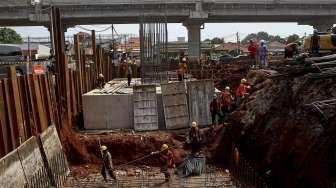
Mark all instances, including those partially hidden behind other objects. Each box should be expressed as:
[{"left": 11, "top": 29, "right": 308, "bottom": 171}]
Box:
[
  {"left": 0, "top": 149, "right": 27, "bottom": 188},
  {"left": 40, "top": 125, "right": 69, "bottom": 187}
]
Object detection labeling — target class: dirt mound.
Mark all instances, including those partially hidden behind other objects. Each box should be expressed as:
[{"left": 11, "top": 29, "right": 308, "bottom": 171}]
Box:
[{"left": 232, "top": 69, "right": 336, "bottom": 188}]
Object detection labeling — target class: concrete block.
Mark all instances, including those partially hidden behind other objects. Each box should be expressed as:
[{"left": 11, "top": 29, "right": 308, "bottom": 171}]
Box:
[
  {"left": 0, "top": 149, "right": 26, "bottom": 188},
  {"left": 187, "top": 80, "right": 214, "bottom": 126},
  {"left": 161, "top": 82, "right": 189, "bottom": 129},
  {"left": 133, "top": 85, "right": 159, "bottom": 131},
  {"left": 83, "top": 94, "right": 133, "bottom": 130}
]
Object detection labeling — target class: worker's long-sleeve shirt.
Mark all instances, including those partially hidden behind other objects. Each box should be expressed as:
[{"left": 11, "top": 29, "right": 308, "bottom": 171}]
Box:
[
  {"left": 159, "top": 150, "right": 175, "bottom": 168},
  {"left": 236, "top": 84, "right": 248, "bottom": 97},
  {"left": 102, "top": 151, "right": 114, "bottom": 169}
]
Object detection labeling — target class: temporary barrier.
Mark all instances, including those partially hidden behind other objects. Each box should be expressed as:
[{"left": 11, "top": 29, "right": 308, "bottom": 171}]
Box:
[
  {"left": 133, "top": 85, "right": 159, "bottom": 131},
  {"left": 17, "top": 137, "right": 51, "bottom": 187},
  {"left": 187, "top": 80, "right": 214, "bottom": 126},
  {"left": 0, "top": 149, "right": 27, "bottom": 188},
  {"left": 161, "top": 82, "right": 189, "bottom": 129},
  {"left": 40, "top": 126, "right": 69, "bottom": 187}
]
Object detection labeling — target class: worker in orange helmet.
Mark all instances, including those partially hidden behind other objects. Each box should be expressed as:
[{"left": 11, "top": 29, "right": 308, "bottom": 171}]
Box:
[
  {"left": 177, "top": 51, "right": 188, "bottom": 81},
  {"left": 151, "top": 144, "right": 176, "bottom": 182},
  {"left": 221, "top": 86, "right": 234, "bottom": 121},
  {"left": 235, "top": 78, "right": 250, "bottom": 106}
]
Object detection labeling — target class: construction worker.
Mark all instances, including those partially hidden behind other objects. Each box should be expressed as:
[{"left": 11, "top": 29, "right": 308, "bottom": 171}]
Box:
[
  {"left": 210, "top": 94, "right": 222, "bottom": 127},
  {"left": 151, "top": 144, "right": 175, "bottom": 182},
  {"left": 284, "top": 41, "right": 302, "bottom": 59},
  {"left": 258, "top": 40, "right": 267, "bottom": 68},
  {"left": 189, "top": 121, "right": 201, "bottom": 154},
  {"left": 221, "top": 86, "right": 234, "bottom": 121},
  {"left": 235, "top": 79, "right": 249, "bottom": 106},
  {"left": 311, "top": 29, "right": 320, "bottom": 56},
  {"left": 100, "top": 145, "right": 116, "bottom": 182},
  {"left": 177, "top": 57, "right": 188, "bottom": 81},
  {"left": 126, "top": 63, "right": 132, "bottom": 86},
  {"left": 97, "top": 73, "right": 105, "bottom": 89},
  {"left": 248, "top": 40, "right": 258, "bottom": 67}
]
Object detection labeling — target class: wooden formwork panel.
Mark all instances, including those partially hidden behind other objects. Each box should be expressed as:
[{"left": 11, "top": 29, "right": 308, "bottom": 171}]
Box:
[
  {"left": 161, "top": 82, "right": 189, "bottom": 129},
  {"left": 133, "top": 85, "right": 159, "bottom": 131},
  {"left": 187, "top": 80, "right": 214, "bottom": 127}
]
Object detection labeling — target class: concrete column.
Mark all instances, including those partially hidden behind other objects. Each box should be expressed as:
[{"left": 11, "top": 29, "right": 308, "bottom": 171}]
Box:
[{"left": 184, "top": 20, "right": 203, "bottom": 62}]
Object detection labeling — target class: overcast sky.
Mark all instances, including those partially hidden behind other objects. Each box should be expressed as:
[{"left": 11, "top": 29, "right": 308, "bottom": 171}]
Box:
[{"left": 12, "top": 22, "right": 316, "bottom": 42}]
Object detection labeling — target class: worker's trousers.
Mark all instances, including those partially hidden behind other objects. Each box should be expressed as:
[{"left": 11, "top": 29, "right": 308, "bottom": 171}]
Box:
[
  {"left": 161, "top": 166, "right": 174, "bottom": 181},
  {"left": 127, "top": 74, "right": 132, "bottom": 86},
  {"left": 101, "top": 166, "right": 116, "bottom": 181}
]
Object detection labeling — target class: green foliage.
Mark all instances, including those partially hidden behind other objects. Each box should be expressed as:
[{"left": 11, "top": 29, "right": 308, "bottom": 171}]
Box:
[
  {"left": 286, "top": 34, "right": 300, "bottom": 44},
  {"left": 0, "top": 27, "right": 22, "bottom": 44},
  {"left": 204, "top": 37, "right": 224, "bottom": 44},
  {"left": 242, "top": 31, "right": 286, "bottom": 44}
]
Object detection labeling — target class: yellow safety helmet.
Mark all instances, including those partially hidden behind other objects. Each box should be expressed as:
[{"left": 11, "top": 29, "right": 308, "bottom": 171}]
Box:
[
  {"left": 182, "top": 57, "right": 187, "bottom": 62},
  {"left": 225, "top": 86, "right": 230, "bottom": 91},
  {"left": 161, "top": 144, "right": 169, "bottom": 151},
  {"left": 98, "top": 73, "right": 104, "bottom": 78},
  {"left": 191, "top": 121, "right": 197, "bottom": 128},
  {"left": 100, "top": 145, "right": 108, "bottom": 151},
  {"left": 241, "top": 79, "right": 247, "bottom": 84}
]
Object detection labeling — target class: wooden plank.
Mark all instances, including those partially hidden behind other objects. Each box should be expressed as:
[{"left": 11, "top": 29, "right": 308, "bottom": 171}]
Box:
[
  {"left": 17, "top": 76, "right": 32, "bottom": 138},
  {"left": 91, "top": 30, "right": 97, "bottom": 87},
  {"left": 41, "top": 75, "right": 55, "bottom": 126},
  {"left": 74, "top": 34, "right": 83, "bottom": 109},
  {"left": 0, "top": 80, "right": 11, "bottom": 156},
  {"left": 26, "top": 75, "right": 38, "bottom": 135},
  {"left": 2, "top": 78, "right": 19, "bottom": 149},
  {"left": 69, "top": 70, "right": 77, "bottom": 118},
  {"left": 32, "top": 74, "right": 48, "bottom": 131},
  {"left": 7, "top": 66, "right": 26, "bottom": 144},
  {"left": 47, "top": 74, "right": 61, "bottom": 131}
]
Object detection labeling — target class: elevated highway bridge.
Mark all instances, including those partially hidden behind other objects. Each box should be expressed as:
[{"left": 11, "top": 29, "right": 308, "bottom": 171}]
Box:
[{"left": 1, "top": 0, "right": 335, "bottom": 59}]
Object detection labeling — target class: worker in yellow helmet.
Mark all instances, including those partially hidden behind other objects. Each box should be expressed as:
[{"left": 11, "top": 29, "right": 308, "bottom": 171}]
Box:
[
  {"left": 97, "top": 73, "right": 105, "bottom": 89},
  {"left": 100, "top": 145, "right": 116, "bottom": 182},
  {"left": 189, "top": 121, "right": 202, "bottom": 155},
  {"left": 151, "top": 144, "right": 175, "bottom": 182}
]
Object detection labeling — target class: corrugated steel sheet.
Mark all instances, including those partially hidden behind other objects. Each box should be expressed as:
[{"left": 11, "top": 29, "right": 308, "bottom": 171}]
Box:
[
  {"left": 161, "top": 82, "right": 189, "bottom": 129},
  {"left": 133, "top": 85, "right": 159, "bottom": 131},
  {"left": 187, "top": 80, "right": 214, "bottom": 126}
]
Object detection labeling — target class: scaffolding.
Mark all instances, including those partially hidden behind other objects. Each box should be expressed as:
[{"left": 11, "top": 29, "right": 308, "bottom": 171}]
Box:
[{"left": 140, "top": 17, "right": 169, "bottom": 84}]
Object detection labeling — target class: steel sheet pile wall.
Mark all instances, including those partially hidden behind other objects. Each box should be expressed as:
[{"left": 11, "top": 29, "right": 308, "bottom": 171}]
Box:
[
  {"left": 40, "top": 126, "right": 69, "bottom": 187},
  {"left": 161, "top": 82, "right": 189, "bottom": 129},
  {"left": 0, "top": 69, "right": 57, "bottom": 158},
  {"left": 133, "top": 85, "right": 159, "bottom": 131},
  {"left": 187, "top": 80, "right": 214, "bottom": 126},
  {"left": 140, "top": 18, "right": 169, "bottom": 83}
]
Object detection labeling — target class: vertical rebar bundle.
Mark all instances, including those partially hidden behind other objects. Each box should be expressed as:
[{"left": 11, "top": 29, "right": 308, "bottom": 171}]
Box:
[{"left": 140, "top": 17, "right": 169, "bottom": 84}]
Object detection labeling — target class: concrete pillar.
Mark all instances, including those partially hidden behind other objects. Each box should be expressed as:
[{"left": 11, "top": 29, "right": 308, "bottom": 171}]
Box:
[{"left": 183, "top": 20, "right": 203, "bottom": 62}]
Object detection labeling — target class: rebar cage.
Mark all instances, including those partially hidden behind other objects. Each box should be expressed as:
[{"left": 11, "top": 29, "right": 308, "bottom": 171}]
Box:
[{"left": 140, "top": 17, "right": 169, "bottom": 84}]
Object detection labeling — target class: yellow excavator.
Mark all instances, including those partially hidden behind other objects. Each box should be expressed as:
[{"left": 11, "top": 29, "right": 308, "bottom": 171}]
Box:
[{"left": 304, "top": 27, "right": 336, "bottom": 54}]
